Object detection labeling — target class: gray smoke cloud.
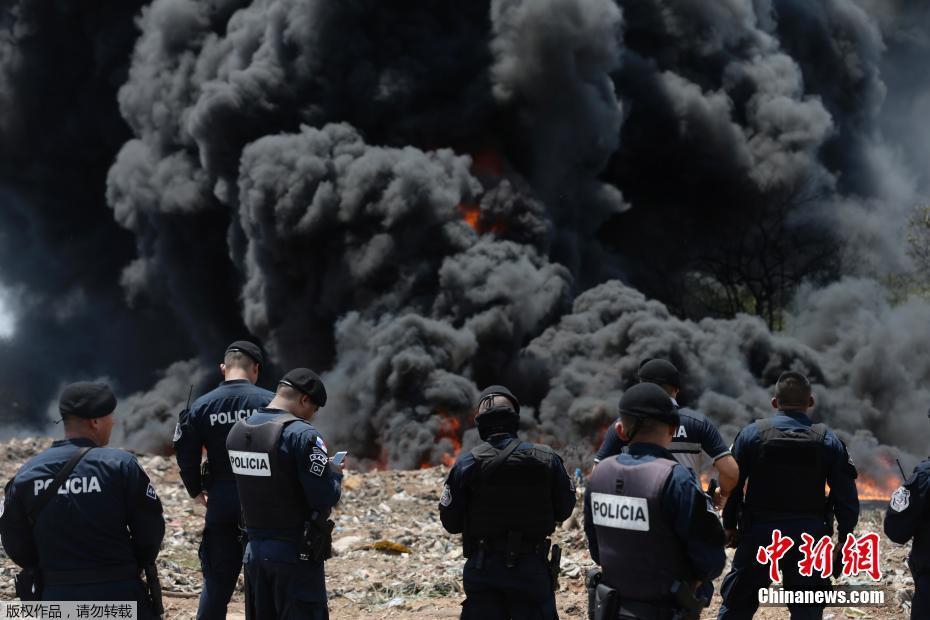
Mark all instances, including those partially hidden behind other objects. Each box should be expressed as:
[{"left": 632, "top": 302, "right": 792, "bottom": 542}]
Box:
[{"left": 1, "top": 0, "right": 928, "bottom": 489}]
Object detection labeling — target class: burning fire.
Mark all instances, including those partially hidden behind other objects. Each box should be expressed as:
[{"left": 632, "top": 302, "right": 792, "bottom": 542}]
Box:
[
  {"left": 694, "top": 473, "right": 898, "bottom": 502},
  {"left": 436, "top": 410, "right": 463, "bottom": 468},
  {"left": 855, "top": 473, "right": 898, "bottom": 501},
  {"left": 459, "top": 203, "right": 481, "bottom": 230},
  {"left": 456, "top": 202, "right": 506, "bottom": 235},
  {"left": 414, "top": 408, "right": 468, "bottom": 469}
]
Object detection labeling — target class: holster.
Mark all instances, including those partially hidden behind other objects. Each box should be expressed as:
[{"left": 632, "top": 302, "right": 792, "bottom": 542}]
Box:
[
  {"left": 298, "top": 511, "right": 334, "bottom": 563},
  {"left": 547, "top": 542, "right": 560, "bottom": 591},
  {"left": 14, "top": 568, "right": 41, "bottom": 601},
  {"left": 586, "top": 569, "right": 602, "bottom": 620},
  {"left": 669, "top": 581, "right": 706, "bottom": 620},
  {"left": 593, "top": 583, "right": 620, "bottom": 620},
  {"left": 201, "top": 460, "right": 212, "bottom": 489},
  {"left": 143, "top": 563, "right": 165, "bottom": 618}
]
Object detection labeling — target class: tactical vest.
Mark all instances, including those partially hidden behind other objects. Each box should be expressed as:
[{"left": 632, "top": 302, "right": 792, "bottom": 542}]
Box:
[
  {"left": 744, "top": 419, "right": 828, "bottom": 516},
  {"left": 463, "top": 440, "right": 556, "bottom": 548},
  {"left": 588, "top": 455, "right": 690, "bottom": 602},
  {"left": 226, "top": 413, "right": 308, "bottom": 530}
]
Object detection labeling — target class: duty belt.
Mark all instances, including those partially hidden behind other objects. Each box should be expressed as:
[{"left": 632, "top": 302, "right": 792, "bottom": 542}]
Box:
[
  {"left": 43, "top": 563, "right": 139, "bottom": 586},
  {"left": 481, "top": 537, "right": 549, "bottom": 555}
]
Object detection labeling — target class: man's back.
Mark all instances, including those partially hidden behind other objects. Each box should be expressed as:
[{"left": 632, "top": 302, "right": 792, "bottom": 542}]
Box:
[
  {"left": 585, "top": 444, "right": 725, "bottom": 604},
  {"left": 439, "top": 434, "right": 576, "bottom": 540},
  {"left": 174, "top": 379, "right": 274, "bottom": 504},
  {"left": 723, "top": 411, "right": 858, "bottom": 532},
  {"left": 596, "top": 407, "right": 730, "bottom": 474},
  {"left": 1, "top": 437, "right": 164, "bottom": 572}
]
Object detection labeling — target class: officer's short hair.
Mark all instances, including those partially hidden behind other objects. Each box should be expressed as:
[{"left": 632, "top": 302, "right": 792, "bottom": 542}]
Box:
[
  {"left": 619, "top": 413, "right": 672, "bottom": 437},
  {"left": 775, "top": 371, "right": 811, "bottom": 408},
  {"left": 224, "top": 350, "right": 258, "bottom": 371},
  {"left": 275, "top": 383, "right": 301, "bottom": 400}
]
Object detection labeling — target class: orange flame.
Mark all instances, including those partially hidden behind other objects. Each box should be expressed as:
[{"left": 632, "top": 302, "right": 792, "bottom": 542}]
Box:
[
  {"left": 856, "top": 474, "right": 898, "bottom": 501},
  {"left": 459, "top": 203, "right": 481, "bottom": 231},
  {"left": 456, "top": 202, "right": 507, "bottom": 235},
  {"left": 415, "top": 409, "right": 466, "bottom": 469}
]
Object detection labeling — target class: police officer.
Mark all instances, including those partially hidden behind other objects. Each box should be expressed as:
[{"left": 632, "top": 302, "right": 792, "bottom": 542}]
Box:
[
  {"left": 595, "top": 359, "right": 738, "bottom": 508},
  {"left": 174, "top": 340, "right": 274, "bottom": 619},
  {"left": 226, "top": 368, "right": 342, "bottom": 620},
  {"left": 439, "top": 385, "right": 576, "bottom": 619},
  {"left": 584, "top": 382, "right": 725, "bottom": 619},
  {"left": 718, "top": 371, "right": 859, "bottom": 619},
  {"left": 0, "top": 383, "right": 165, "bottom": 616},
  {"left": 884, "top": 408, "right": 930, "bottom": 619}
]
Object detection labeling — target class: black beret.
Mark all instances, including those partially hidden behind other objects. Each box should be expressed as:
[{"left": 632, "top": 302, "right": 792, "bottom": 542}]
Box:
[
  {"left": 478, "top": 385, "right": 520, "bottom": 414},
  {"left": 279, "top": 368, "right": 327, "bottom": 407},
  {"left": 225, "top": 340, "right": 263, "bottom": 365},
  {"left": 59, "top": 382, "right": 117, "bottom": 419},
  {"left": 619, "top": 382, "right": 679, "bottom": 426},
  {"left": 637, "top": 358, "right": 681, "bottom": 389}
]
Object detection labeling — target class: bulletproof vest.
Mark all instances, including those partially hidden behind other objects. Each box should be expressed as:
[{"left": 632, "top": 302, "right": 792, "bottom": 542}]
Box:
[
  {"left": 226, "top": 413, "right": 308, "bottom": 530},
  {"left": 744, "top": 419, "right": 828, "bottom": 516},
  {"left": 588, "top": 455, "right": 690, "bottom": 602},
  {"left": 463, "top": 439, "right": 556, "bottom": 546}
]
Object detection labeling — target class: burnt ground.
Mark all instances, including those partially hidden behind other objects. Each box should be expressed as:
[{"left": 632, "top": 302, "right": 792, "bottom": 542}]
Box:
[{"left": 0, "top": 438, "right": 913, "bottom": 618}]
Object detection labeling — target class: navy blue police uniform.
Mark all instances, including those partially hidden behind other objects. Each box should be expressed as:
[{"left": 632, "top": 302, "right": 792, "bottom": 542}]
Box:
[
  {"left": 175, "top": 366, "right": 274, "bottom": 619},
  {"left": 227, "top": 369, "right": 341, "bottom": 620},
  {"left": 884, "top": 457, "right": 930, "bottom": 619},
  {"left": 584, "top": 383, "right": 726, "bottom": 618},
  {"left": 440, "top": 433, "right": 577, "bottom": 619},
  {"left": 718, "top": 410, "right": 859, "bottom": 620},
  {"left": 0, "top": 384, "right": 164, "bottom": 617},
  {"left": 595, "top": 405, "right": 731, "bottom": 474}
]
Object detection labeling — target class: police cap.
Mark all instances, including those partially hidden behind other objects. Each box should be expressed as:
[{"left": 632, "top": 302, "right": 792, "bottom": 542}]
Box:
[
  {"left": 59, "top": 382, "right": 117, "bottom": 419},
  {"left": 478, "top": 384, "right": 520, "bottom": 414},
  {"left": 619, "top": 382, "right": 679, "bottom": 426},
  {"left": 279, "top": 368, "right": 327, "bottom": 407},
  {"left": 225, "top": 340, "right": 263, "bottom": 365},
  {"left": 637, "top": 358, "right": 680, "bottom": 389}
]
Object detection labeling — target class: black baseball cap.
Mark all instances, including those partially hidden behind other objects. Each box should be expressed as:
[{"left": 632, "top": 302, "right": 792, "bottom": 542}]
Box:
[
  {"left": 59, "top": 382, "right": 117, "bottom": 419},
  {"left": 637, "top": 358, "right": 681, "bottom": 389},
  {"left": 225, "top": 340, "right": 263, "bottom": 365},
  {"left": 279, "top": 368, "right": 327, "bottom": 407},
  {"left": 619, "top": 382, "right": 680, "bottom": 426}
]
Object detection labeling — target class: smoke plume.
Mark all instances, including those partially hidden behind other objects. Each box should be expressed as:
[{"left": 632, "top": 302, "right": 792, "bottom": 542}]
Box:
[{"left": 0, "top": 0, "right": 928, "bottom": 484}]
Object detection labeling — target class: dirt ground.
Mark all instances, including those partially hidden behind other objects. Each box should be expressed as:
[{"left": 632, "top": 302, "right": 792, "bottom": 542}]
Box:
[{"left": 0, "top": 438, "right": 912, "bottom": 618}]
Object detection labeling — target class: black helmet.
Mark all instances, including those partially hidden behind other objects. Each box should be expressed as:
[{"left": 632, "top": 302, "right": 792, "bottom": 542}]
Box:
[
  {"left": 477, "top": 385, "right": 520, "bottom": 414},
  {"left": 475, "top": 384, "right": 520, "bottom": 440},
  {"left": 637, "top": 358, "right": 680, "bottom": 389},
  {"left": 619, "top": 382, "right": 679, "bottom": 426}
]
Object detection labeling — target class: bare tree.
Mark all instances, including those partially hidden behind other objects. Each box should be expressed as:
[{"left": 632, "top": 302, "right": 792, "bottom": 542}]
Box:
[{"left": 681, "top": 182, "right": 839, "bottom": 329}]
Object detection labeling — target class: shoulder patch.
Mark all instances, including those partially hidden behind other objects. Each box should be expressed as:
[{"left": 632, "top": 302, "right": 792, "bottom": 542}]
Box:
[
  {"left": 173, "top": 423, "right": 182, "bottom": 443},
  {"left": 146, "top": 483, "right": 158, "bottom": 501},
  {"left": 890, "top": 486, "right": 910, "bottom": 512},
  {"left": 315, "top": 435, "right": 328, "bottom": 454},
  {"left": 439, "top": 484, "right": 452, "bottom": 507}
]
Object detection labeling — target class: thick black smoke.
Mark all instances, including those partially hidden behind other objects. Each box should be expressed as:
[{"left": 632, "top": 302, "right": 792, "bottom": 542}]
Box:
[
  {"left": 0, "top": 0, "right": 209, "bottom": 434},
  {"left": 1, "top": 0, "right": 928, "bottom": 481}
]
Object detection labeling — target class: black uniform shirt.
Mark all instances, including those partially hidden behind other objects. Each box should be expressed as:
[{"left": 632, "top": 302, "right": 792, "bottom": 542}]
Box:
[{"left": 0, "top": 438, "right": 165, "bottom": 571}]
